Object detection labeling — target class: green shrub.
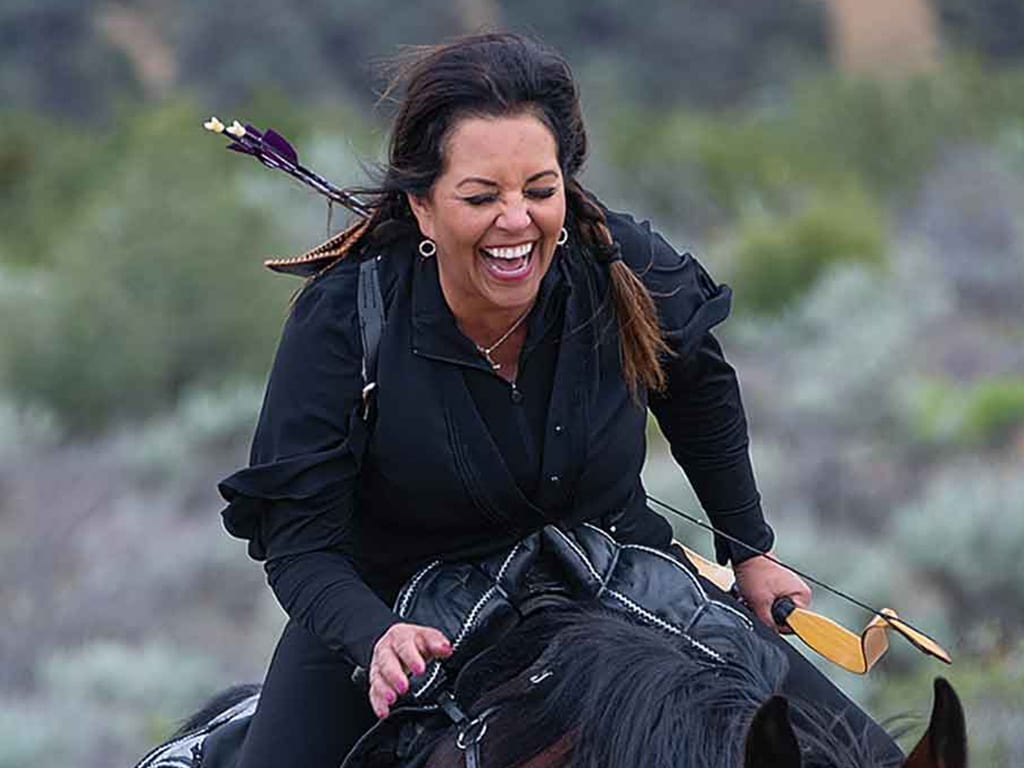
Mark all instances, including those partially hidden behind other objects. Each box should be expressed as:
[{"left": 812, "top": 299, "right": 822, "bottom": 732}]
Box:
[
  {"left": 0, "top": 112, "right": 121, "bottom": 270},
  {"left": 0, "top": 100, "right": 345, "bottom": 433},
  {"left": 892, "top": 465, "right": 1024, "bottom": 633},
  {"left": 728, "top": 191, "right": 887, "bottom": 314},
  {"left": 603, "top": 59, "right": 1024, "bottom": 271},
  {"left": 120, "top": 381, "right": 263, "bottom": 487},
  {"left": 41, "top": 641, "right": 218, "bottom": 713},
  {"left": 0, "top": 642, "right": 224, "bottom": 768},
  {"left": 601, "top": 66, "right": 1024, "bottom": 312},
  {"left": 963, "top": 378, "right": 1024, "bottom": 443},
  {"left": 603, "top": 107, "right": 854, "bottom": 236},
  {"left": 905, "top": 376, "right": 1024, "bottom": 446}
]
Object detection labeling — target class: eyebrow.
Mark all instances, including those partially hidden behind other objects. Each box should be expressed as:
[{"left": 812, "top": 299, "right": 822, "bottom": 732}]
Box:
[{"left": 455, "top": 170, "right": 560, "bottom": 189}]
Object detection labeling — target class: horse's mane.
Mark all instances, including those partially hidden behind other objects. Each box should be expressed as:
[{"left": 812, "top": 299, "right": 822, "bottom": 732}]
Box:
[
  {"left": 429, "top": 607, "right": 892, "bottom": 768},
  {"left": 171, "top": 683, "right": 260, "bottom": 739}
]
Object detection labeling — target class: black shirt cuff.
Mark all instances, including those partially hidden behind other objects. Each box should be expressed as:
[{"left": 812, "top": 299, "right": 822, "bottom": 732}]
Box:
[{"left": 709, "top": 501, "right": 775, "bottom": 566}]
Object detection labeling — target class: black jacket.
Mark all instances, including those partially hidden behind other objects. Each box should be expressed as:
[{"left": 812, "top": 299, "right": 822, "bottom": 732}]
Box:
[{"left": 219, "top": 209, "right": 773, "bottom": 667}]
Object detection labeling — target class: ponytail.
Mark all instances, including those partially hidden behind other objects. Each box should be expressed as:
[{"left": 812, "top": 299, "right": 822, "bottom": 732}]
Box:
[{"left": 565, "top": 180, "right": 669, "bottom": 396}]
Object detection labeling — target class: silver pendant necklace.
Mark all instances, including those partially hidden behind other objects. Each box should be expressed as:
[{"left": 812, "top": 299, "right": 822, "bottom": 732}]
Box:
[{"left": 475, "top": 309, "right": 530, "bottom": 371}]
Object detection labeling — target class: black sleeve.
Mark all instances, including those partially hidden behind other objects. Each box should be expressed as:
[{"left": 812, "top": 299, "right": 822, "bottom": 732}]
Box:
[
  {"left": 217, "top": 261, "right": 398, "bottom": 667},
  {"left": 650, "top": 332, "right": 775, "bottom": 565},
  {"left": 606, "top": 210, "right": 775, "bottom": 565}
]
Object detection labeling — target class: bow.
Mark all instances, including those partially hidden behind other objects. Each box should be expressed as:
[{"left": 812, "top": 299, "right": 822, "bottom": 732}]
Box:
[{"left": 652, "top": 496, "right": 952, "bottom": 674}]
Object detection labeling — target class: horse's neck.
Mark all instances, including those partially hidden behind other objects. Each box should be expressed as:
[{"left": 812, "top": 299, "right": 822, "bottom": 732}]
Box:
[
  {"left": 423, "top": 725, "right": 573, "bottom": 768},
  {"left": 512, "top": 733, "right": 574, "bottom": 768}
]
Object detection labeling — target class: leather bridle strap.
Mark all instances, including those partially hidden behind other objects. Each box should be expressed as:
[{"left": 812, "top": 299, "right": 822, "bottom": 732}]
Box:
[{"left": 455, "top": 707, "right": 500, "bottom": 768}]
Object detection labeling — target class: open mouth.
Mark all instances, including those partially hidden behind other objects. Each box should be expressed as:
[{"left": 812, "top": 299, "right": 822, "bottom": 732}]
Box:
[{"left": 479, "top": 241, "right": 536, "bottom": 281}]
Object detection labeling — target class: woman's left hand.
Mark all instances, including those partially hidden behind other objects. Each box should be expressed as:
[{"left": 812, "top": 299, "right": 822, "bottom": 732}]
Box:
[{"left": 733, "top": 553, "right": 812, "bottom": 632}]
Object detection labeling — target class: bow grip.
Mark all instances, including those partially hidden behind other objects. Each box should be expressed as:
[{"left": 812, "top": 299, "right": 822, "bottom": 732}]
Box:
[{"left": 771, "top": 596, "right": 797, "bottom": 628}]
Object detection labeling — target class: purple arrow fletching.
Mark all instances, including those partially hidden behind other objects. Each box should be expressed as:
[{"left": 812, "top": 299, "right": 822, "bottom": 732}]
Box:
[
  {"left": 208, "top": 114, "right": 371, "bottom": 217},
  {"left": 261, "top": 129, "right": 299, "bottom": 165}
]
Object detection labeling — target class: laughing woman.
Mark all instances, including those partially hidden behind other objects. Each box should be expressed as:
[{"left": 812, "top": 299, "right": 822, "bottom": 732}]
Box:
[{"left": 218, "top": 32, "right": 903, "bottom": 767}]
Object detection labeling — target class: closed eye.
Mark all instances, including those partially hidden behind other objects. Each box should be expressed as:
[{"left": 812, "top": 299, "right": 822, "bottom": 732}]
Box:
[
  {"left": 462, "top": 188, "right": 558, "bottom": 206},
  {"left": 526, "top": 187, "right": 558, "bottom": 199}
]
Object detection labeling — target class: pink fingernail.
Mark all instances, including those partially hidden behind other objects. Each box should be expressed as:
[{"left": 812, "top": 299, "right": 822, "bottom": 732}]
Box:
[{"left": 385, "top": 691, "right": 395, "bottom": 704}]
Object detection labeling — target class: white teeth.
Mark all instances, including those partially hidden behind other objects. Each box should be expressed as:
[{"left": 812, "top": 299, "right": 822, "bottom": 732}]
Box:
[{"left": 482, "top": 242, "right": 534, "bottom": 260}]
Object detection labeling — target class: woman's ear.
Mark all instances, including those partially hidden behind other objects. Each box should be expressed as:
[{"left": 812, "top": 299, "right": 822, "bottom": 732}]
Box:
[{"left": 405, "top": 192, "right": 436, "bottom": 241}]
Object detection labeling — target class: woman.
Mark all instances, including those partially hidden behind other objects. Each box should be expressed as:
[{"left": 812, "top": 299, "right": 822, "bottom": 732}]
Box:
[{"left": 219, "top": 32, "right": 901, "bottom": 767}]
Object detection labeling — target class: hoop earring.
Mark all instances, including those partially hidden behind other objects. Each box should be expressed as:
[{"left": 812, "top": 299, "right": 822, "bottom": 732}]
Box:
[
  {"left": 418, "top": 239, "right": 436, "bottom": 258},
  {"left": 557, "top": 228, "right": 569, "bottom": 246}
]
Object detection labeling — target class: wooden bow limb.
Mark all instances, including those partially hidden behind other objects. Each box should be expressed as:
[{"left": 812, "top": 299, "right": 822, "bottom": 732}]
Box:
[{"left": 673, "top": 542, "right": 952, "bottom": 675}]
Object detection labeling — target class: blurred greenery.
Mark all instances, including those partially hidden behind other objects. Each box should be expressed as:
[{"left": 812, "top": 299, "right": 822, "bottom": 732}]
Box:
[
  {"left": 871, "top": 642, "right": 1024, "bottom": 765},
  {"left": 729, "top": 192, "right": 887, "bottom": 314},
  {"left": 907, "top": 376, "right": 1024, "bottom": 446},
  {"left": 2, "top": 3, "right": 1024, "bottom": 766},
  {"left": 893, "top": 468, "right": 1024, "bottom": 634},
  {"left": 936, "top": 0, "right": 1024, "bottom": 61},
  {"left": 0, "top": 642, "right": 220, "bottom": 768},
  {"left": 3, "top": 58, "right": 1017, "bottom": 435},
  {"left": 0, "top": 100, "right": 378, "bottom": 433},
  {"left": 0, "top": 0, "right": 829, "bottom": 120},
  {"left": 605, "top": 60, "right": 1024, "bottom": 314}
]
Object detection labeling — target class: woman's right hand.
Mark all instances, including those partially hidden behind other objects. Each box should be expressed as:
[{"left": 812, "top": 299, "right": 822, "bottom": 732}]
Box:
[{"left": 369, "top": 622, "right": 453, "bottom": 718}]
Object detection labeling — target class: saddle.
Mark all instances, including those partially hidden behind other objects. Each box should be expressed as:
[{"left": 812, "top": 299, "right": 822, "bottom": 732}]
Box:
[
  {"left": 390, "top": 523, "right": 752, "bottom": 701},
  {"left": 338, "top": 522, "right": 754, "bottom": 768},
  {"left": 134, "top": 522, "right": 753, "bottom": 768}
]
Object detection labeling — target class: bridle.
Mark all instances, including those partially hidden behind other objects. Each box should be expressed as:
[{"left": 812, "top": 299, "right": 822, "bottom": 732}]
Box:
[
  {"left": 439, "top": 595, "right": 567, "bottom": 768},
  {"left": 448, "top": 668, "right": 558, "bottom": 768},
  {"left": 454, "top": 706, "right": 499, "bottom": 768}
]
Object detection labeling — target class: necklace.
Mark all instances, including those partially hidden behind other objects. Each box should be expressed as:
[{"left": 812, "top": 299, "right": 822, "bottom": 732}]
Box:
[{"left": 475, "top": 309, "right": 530, "bottom": 371}]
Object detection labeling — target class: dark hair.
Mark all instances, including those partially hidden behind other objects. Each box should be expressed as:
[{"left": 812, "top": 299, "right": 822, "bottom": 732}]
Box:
[{"left": 340, "top": 33, "right": 668, "bottom": 393}]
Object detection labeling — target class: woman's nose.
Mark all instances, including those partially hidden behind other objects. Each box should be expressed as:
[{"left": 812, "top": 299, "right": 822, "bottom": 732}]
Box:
[{"left": 496, "top": 199, "right": 532, "bottom": 231}]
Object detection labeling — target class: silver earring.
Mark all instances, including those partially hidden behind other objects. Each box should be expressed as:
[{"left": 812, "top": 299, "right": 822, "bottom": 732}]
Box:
[
  {"left": 418, "top": 238, "right": 436, "bottom": 257},
  {"left": 557, "top": 228, "right": 569, "bottom": 246}
]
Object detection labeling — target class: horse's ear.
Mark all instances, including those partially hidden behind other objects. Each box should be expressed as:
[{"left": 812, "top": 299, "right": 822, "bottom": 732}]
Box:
[
  {"left": 744, "top": 695, "right": 802, "bottom": 768},
  {"left": 903, "top": 678, "right": 967, "bottom": 768}
]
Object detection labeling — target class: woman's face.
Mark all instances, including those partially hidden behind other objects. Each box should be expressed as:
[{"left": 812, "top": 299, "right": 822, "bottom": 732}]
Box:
[{"left": 407, "top": 112, "right": 566, "bottom": 320}]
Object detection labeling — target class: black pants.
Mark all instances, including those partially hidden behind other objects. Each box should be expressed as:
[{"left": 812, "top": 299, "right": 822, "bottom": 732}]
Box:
[
  {"left": 235, "top": 620, "right": 375, "bottom": 768},
  {"left": 236, "top": 586, "right": 903, "bottom": 768}
]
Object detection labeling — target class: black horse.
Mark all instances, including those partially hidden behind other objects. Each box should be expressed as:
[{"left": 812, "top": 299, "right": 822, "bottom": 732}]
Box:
[{"left": 140, "top": 606, "right": 966, "bottom": 768}]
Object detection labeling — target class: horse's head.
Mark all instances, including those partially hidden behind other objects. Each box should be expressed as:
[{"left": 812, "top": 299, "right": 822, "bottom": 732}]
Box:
[
  {"left": 424, "top": 609, "right": 967, "bottom": 768},
  {"left": 743, "top": 678, "right": 967, "bottom": 768}
]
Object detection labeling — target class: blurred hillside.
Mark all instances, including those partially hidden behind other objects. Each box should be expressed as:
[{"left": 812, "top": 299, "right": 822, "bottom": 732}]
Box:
[
  {"left": 2, "top": 2, "right": 1024, "bottom": 766},
  {"left": 1, "top": 0, "right": 828, "bottom": 117}
]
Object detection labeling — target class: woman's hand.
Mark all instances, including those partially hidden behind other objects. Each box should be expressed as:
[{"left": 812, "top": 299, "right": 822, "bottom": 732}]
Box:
[
  {"left": 369, "top": 623, "right": 453, "bottom": 718},
  {"left": 733, "top": 553, "right": 812, "bottom": 632}
]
